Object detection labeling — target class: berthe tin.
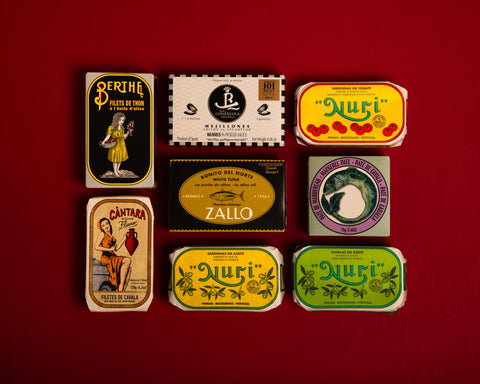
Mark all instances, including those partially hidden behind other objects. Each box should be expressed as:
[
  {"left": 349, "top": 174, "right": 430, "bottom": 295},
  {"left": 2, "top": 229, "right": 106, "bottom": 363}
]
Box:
[
  {"left": 309, "top": 156, "right": 390, "bottom": 236},
  {"left": 86, "top": 196, "right": 154, "bottom": 312},
  {"left": 85, "top": 72, "right": 155, "bottom": 188}
]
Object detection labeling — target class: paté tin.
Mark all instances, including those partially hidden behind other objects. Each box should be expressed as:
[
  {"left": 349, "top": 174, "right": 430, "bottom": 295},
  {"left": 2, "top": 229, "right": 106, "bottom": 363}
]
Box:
[
  {"left": 169, "top": 159, "right": 286, "bottom": 231},
  {"left": 86, "top": 196, "right": 154, "bottom": 312},
  {"left": 293, "top": 246, "right": 406, "bottom": 312},
  {"left": 309, "top": 156, "right": 390, "bottom": 236},
  {"left": 169, "top": 246, "right": 284, "bottom": 311},
  {"left": 169, "top": 74, "right": 285, "bottom": 146},
  {"left": 295, "top": 82, "right": 407, "bottom": 147},
  {"left": 85, "top": 72, "right": 155, "bottom": 188}
]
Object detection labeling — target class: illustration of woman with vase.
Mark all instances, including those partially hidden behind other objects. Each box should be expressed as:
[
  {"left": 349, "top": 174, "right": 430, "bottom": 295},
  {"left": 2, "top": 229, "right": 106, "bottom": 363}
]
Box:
[{"left": 94, "top": 217, "right": 132, "bottom": 291}]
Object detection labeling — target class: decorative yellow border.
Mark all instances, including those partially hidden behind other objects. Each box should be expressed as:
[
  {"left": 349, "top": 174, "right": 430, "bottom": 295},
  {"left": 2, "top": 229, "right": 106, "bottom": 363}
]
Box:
[{"left": 86, "top": 73, "right": 153, "bottom": 186}]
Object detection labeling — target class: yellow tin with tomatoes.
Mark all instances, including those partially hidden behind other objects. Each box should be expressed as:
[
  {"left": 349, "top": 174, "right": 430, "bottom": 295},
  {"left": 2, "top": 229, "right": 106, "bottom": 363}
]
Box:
[{"left": 294, "top": 82, "right": 407, "bottom": 147}]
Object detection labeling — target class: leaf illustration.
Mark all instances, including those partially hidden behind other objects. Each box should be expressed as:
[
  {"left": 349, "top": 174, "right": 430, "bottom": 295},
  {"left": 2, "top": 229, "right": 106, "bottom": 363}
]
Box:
[
  {"left": 330, "top": 192, "right": 345, "bottom": 213},
  {"left": 321, "top": 195, "right": 332, "bottom": 214}
]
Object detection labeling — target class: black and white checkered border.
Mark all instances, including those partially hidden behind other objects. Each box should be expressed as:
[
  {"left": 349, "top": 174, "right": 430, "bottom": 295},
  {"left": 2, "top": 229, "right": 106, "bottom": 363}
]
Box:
[{"left": 169, "top": 74, "right": 285, "bottom": 147}]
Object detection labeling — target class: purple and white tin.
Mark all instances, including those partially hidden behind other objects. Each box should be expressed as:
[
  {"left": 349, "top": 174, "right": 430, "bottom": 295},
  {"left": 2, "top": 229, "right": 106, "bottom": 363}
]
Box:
[{"left": 309, "top": 156, "right": 390, "bottom": 236}]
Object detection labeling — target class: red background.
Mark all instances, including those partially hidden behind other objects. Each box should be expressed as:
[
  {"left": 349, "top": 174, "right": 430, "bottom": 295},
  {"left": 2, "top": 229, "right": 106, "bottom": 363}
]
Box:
[{"left": 3, "top": 0, "right": 479, "bottom": 383}]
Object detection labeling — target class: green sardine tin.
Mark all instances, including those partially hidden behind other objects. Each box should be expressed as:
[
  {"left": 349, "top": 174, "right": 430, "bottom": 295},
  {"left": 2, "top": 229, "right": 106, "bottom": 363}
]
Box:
[{"left": 293, "top": 246, "right": 406, "bottom": 312}]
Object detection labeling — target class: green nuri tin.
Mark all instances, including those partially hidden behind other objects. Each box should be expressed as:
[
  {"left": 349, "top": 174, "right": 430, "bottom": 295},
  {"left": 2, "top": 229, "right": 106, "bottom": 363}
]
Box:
[{"left": 293, "top": 246, "right": 406, "bottom": 312}]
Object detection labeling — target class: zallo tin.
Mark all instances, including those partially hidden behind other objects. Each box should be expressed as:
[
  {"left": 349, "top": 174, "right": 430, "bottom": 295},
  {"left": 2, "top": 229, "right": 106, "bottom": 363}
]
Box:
[
  {"left": 169, "top": 246, "right": 284, "bottom": 311},
  {"left": 85, "top": 72, "right": 156, "bottom": 188},
  {"left": 295, "top": 82, "right": 407, "bottom": 147},
  {"left": 169, "top": 159, "right": 286, "bottom": 231},
  {"left": 309, "top": 156, "right": 390, "bottom": 237},
  {"left": 86, "top": 196, "right": 154, "bottom": 312},
  {"left": 293, "top": 246, "right": 406, "bottom": 312},
  {"left": 169, "top": 74, "right": 285, "bottom": 146}
]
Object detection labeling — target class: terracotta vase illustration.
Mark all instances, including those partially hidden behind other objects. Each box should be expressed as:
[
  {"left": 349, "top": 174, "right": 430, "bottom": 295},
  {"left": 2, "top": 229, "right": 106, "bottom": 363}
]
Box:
[{"left": 125, "top": 228, "right": 139, "bottom": 256}]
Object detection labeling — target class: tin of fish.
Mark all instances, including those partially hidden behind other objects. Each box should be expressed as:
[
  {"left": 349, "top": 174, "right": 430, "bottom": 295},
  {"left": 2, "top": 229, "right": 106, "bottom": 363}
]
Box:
[
  {"left": 293, "top": 246, "right": 406, "bottom": 312},
  {"left": 169, "top": 246, "right": 284, "bottom": 311},
  {"left": 295, "top": 82, "right": 407, "bottom": 147},
  {"left": 169, "top": 159, "right": 286, "bottom": 231},
  {"left": 309, "top": 156, "right": 390, "bottom": 236},
  {"left": 85, "top": 72, "right": 156, "bottom": 188},
  {"left": 169, "top": 74, "right": 285, "bottom": 146},
  {"left": 86, "top": 196, "right": 154, "bottom": 312}
]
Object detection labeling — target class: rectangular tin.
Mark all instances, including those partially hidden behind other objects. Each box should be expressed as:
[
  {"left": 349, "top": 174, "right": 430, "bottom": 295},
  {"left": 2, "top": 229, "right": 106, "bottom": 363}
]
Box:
[
  {"left": 169, "top": 159, "right": 286, "bottom": 231},
  {"left": 169, "top": 246, "right": 284, "bottom": 311},
  {"left": 295, "top": 82, "right": 407, "bottom": 147},
  {"left": 293, "top": 246, "right": 406, "bottom": 312},
  {"left": 85, "top": 72, "right": 155, "bottom": 188},
  {"left": 309, "top": 156, "right": 390, "bottom": 237},
  {"left": 86, "top": 196, "right": 154, "bottom": 312},
  {"left": 169, "top": 74, "right": 285, "bottom": 146}
]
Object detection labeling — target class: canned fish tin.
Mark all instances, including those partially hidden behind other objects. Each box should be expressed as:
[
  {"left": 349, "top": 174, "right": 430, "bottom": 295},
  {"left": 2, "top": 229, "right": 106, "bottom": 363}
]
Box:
[
  {"left": 169, "top": 246, "right": 284, "bottom": 311},
  {"left": 293, "top": 246, "right": 406, "bottom": 312},
  {"left": 169, "top": 74, "right": 285, "bottom": 146},
  {"left": 309, "top": 156, "right": 390, "bottom": 237},
  {"left": 295, "top": 82, "right": 407, "bottom": 147},
  {"left": 169, "top": 159, "right": 286, "bottom": 231},
  {"left": 85, "top": 72, "right": 156, "bottom": 188},
  {"left": 86, "top": 196, "right": 154, "bottom": 312}
]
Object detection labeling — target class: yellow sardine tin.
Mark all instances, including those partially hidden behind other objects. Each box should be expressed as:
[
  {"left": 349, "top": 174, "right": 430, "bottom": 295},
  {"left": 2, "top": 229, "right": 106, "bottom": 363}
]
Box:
[
  {"left": 169, "top": 246, "right": 284, "bottom": 311},
  {"left": 295, "top": 82, "right": 407, "bottom": 147}
]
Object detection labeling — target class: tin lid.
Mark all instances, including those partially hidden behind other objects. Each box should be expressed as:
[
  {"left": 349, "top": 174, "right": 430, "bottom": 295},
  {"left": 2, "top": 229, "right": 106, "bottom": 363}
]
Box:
[
  {"left": 295, "top": 82, "right": 407, "bottom": 147},
  {"left": 293, "top": 246, "right": 406, "bottom": 312},
  {"left": 169, "top": 246, "right": 284, "bottom": 311},
  {"left": 85, "top": 196, "right": 154, "bottom": 312},
  {"left": 85, "top": 72, "right": 156, "bottom": 188}
]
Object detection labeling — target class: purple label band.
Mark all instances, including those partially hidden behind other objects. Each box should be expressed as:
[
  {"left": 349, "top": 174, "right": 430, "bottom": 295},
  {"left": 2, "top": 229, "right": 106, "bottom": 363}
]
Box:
[{"left": 310, "top": 157, "right": 388, "bottom": 234}]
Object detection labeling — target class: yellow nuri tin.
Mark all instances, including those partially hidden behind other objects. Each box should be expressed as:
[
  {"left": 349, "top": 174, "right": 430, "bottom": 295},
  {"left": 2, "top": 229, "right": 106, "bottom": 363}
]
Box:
[
  {"left": 295, "top": 82, "right": 407, "bottom": 147},
  {"left": 169, "top": 246, "right": 284, "bottom": 311}
]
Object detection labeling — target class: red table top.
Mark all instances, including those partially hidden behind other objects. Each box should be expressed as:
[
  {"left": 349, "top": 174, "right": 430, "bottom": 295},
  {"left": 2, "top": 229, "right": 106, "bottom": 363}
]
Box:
[{"left": 3, "top": 0, "right": 479, "bottom": 383}]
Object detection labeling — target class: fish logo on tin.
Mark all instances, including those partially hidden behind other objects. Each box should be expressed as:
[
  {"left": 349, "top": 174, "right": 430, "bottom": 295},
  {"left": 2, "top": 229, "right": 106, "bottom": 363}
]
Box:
[{"left": 209, "top": 190, "right": 245, "bottom": 202}]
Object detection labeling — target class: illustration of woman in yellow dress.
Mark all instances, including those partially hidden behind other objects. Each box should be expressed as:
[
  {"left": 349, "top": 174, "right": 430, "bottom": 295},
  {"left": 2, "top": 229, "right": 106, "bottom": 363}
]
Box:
[
  {"left": 94, "top": 218, "right": 132, "bottom": 291},
  {"left": 100, "top": 112, "right": 133, "bottom": 177}
]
